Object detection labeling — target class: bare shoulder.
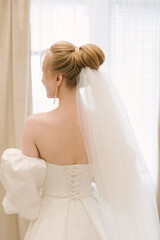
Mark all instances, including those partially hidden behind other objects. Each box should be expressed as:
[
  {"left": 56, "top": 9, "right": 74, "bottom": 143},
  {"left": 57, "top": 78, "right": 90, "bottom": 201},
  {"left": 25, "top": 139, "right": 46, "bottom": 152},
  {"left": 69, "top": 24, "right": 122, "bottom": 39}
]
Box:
[
  {"left": 22, "top": 112, "right": 50, "bottom": 143},
  {"left": 26, "top": 112, "right": 47, "bottom": 122},
  {"left": 24, "top": 112, "right": 48, "bottom": 128},
  {"left": 21, "top": 112, "right": 50, "bottom": 157},
  {"left": 23, "top": 110, "right": 57, "bottom": 134}
]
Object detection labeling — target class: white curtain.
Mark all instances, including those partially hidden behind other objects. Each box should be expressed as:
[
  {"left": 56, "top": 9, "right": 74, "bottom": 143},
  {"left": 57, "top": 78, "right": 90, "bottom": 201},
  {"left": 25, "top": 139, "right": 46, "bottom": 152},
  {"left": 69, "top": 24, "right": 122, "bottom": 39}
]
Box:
[
  {"left": 89, "top": 0, "right": 160, "bottom": 187},
  {"left": 30, "top": 0, "right": 160, "bottom": 210},
  {"left": 30, "top": 0, "right": 89, "bottom": 112}
]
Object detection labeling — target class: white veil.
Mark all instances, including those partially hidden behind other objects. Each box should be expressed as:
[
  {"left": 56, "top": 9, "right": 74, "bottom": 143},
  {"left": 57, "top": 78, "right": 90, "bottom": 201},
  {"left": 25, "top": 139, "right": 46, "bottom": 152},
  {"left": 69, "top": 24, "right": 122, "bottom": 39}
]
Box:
[{"left": 76, "top": 67, "right": 160, "bottom": 240}]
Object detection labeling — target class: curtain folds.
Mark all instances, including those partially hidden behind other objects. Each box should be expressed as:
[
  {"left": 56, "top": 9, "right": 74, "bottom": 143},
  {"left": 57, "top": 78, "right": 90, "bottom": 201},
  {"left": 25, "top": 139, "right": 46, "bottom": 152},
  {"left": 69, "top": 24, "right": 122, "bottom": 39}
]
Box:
[{"left": 0, "top": 0, "right": 32, "bottom": 239}]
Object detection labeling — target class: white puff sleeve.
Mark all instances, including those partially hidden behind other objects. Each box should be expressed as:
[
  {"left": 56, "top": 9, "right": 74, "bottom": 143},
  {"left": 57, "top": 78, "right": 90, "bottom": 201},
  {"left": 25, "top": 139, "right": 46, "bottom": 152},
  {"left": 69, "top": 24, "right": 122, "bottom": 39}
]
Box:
[{"left": 0, "top": 148, "right": 46, "bottom": 221}]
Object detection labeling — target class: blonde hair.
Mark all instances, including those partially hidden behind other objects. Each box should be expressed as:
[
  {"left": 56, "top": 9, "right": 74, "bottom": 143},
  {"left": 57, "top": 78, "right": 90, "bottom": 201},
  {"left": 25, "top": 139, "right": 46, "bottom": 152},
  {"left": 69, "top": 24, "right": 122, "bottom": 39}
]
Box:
[{"left": 41, "top": 41, "right": 105, "bottom": 88}]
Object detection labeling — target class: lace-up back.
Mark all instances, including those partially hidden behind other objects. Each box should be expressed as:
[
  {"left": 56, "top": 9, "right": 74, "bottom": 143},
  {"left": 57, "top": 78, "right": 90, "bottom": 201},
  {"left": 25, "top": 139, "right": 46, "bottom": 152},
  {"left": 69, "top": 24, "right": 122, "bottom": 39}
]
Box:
[{"left": 42, "top": 163, "right": 94, "bottom": 201}]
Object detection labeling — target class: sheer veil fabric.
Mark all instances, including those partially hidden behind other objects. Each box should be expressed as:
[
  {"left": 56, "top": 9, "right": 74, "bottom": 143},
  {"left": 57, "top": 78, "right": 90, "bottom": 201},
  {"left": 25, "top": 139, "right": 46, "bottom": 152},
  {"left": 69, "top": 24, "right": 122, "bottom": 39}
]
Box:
[{"left": 75, "top": 67, "right": 160, "bottom": 239}]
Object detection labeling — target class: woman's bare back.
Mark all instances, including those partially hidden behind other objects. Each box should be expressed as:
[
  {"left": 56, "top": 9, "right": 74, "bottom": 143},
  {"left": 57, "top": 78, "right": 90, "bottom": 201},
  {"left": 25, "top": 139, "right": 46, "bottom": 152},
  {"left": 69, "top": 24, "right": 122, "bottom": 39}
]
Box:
[{"left": 33, "top": 108, "right": 88, "bottom": 165}]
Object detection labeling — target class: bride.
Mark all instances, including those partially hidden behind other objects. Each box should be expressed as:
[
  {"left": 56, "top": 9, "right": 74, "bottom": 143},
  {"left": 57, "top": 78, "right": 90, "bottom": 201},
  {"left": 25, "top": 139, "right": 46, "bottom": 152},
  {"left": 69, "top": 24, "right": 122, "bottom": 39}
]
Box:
[{"left": 0, "top": 41, "right": 160, "bottom": 239}]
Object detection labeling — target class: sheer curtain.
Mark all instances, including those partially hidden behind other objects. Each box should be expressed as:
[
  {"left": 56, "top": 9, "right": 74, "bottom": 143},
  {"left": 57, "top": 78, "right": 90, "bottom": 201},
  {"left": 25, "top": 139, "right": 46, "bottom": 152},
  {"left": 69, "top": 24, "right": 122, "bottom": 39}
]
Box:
[
  {"left": 30, "top": 0, "right": 160, "bottom": 200},
  {"left": 89, "top": 0, "right": 160, "bottom": 187},
  {"left": 30, "top": 0, "right": 89, "bottom": 112}
]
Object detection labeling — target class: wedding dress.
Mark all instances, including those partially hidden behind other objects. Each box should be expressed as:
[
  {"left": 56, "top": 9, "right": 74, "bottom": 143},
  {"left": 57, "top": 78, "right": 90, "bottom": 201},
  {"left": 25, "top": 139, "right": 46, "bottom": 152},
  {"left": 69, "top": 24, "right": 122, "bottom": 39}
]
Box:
[
  {"left": 0, "top": 67, "right": 160, "bottom": 240},
  {"left": 1, "top": 148, "right": 107, "bottom": 240}
]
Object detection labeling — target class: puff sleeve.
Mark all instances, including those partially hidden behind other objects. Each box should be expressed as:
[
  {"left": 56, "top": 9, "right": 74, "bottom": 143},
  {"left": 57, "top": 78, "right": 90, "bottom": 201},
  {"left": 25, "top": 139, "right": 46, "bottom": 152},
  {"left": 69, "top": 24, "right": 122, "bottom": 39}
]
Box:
[{"left": 0, "top": 148, "right": 46, "bottom": 221}]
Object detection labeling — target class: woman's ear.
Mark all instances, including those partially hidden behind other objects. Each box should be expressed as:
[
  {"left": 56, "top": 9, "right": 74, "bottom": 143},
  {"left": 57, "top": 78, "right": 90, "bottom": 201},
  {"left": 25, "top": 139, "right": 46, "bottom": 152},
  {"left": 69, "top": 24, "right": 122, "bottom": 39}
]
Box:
[{"left": 56, "top": 74, "right": 63, "bottom": 85}]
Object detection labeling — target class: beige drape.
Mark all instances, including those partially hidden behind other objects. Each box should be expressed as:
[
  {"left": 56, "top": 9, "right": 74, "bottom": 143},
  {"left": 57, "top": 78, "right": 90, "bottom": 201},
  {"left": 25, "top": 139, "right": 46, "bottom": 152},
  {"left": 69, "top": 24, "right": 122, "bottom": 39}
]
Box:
[{"left": 0, "top": 0, "right": 32, "bottom": 239}]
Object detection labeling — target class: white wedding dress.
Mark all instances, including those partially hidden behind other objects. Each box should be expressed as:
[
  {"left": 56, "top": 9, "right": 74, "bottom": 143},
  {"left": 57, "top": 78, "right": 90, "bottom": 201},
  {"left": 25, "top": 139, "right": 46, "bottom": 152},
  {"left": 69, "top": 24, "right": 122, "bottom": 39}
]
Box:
[{"left": 0, "top": 148, "right": 107, "bottom": 240}]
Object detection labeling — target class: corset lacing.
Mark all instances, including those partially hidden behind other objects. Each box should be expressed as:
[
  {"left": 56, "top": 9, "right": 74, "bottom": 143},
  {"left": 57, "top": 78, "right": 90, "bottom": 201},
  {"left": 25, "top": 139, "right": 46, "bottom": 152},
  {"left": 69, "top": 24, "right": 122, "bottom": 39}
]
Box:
[{"left": 42, "top": 165, "right": 93, "bottom": 201}]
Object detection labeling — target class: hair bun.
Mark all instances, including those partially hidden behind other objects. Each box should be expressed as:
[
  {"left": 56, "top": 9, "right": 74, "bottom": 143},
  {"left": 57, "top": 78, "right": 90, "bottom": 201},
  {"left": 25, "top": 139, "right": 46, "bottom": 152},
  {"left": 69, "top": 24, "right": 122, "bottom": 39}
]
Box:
[
  {"left": 41, "top": 41, "right": 105, "bottom": 89},
  {"left": 76, "top": 43, "right": 105, "bottom": 70}
]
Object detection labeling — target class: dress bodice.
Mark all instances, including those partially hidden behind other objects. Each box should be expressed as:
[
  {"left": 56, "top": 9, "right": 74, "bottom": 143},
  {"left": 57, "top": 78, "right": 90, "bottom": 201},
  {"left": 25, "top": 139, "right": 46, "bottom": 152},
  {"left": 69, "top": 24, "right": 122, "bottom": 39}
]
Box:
[
  {"left": 0, "top": 148, "right": 96, "bottom": 221},
  {"left": 43, "top": 163, "right": 94, "bottom": 201}
]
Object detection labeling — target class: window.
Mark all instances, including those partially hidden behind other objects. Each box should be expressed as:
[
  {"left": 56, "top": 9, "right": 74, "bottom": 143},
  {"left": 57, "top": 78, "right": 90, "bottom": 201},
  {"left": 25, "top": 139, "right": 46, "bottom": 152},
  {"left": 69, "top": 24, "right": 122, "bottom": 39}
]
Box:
[
  {"left": 30, "top": 0, "right": 89, "bottom": 113},
  {"left": 110, "top": 4, "right": 160, "bottom": 184}
]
